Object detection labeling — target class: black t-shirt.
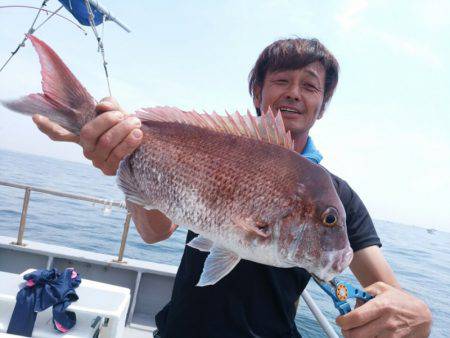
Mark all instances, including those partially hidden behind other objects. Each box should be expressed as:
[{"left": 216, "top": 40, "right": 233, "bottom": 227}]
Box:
[{"left": 155, "top": 172, "right": 381, "bottom": 338}]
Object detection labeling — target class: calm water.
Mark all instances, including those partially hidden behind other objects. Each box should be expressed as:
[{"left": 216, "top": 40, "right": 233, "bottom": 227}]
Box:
[{"left": 0, "top": 149, "right": 448, "bottom": 337}]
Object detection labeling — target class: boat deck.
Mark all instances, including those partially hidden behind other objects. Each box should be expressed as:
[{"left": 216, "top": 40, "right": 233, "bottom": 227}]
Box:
[
  {"left": 0, "top": 235, "right": 173, "bottom": 337},
  {"left": 124, "top": 326, "right": 154, "bottom": 337}
]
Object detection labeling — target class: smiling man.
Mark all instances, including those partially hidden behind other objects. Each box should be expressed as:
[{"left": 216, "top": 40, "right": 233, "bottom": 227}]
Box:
[
  {"left": 246, "top": 39, "right": 432, "bottom": 337},
  {"left": 33, "top": 37, "right": 432, "bottom": 337}
]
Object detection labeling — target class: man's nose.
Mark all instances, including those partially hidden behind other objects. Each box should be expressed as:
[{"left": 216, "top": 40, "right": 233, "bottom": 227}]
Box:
[{"left": 284, "top": 84, "right": 301, "bottom": 101}]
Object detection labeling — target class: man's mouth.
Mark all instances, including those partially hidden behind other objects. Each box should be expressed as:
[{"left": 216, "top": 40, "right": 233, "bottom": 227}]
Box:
[{"left": 277, "top": 106, "right": 303, "bottom": 115}]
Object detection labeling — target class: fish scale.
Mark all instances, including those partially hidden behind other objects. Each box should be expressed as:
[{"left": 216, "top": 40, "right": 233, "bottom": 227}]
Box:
[{"left": 2, "top": 34, "right": 354, "bottom": 286}]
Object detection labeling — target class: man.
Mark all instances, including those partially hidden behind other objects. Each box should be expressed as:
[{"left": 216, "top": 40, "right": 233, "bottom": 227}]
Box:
[{"left": 33, "top": 37, "right": 432, "bottom": 337}]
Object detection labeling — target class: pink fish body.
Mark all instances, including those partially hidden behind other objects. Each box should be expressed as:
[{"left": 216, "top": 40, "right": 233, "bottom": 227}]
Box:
[{"left": 3, "top": 35, "right": 353, "bottom": 285}]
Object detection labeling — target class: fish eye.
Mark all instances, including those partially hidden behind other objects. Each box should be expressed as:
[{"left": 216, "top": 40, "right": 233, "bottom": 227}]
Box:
[{"left": 321, "top": 207, "right": 338, "bottom": 227}]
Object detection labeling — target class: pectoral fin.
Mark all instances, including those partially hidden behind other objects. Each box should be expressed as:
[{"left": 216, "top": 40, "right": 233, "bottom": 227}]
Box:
[
  {"left": 187, "top": 235, "right": 214, "bottom": 252},
  {"left": 197, "top": 247, "right": 240, "bottom": 287}
]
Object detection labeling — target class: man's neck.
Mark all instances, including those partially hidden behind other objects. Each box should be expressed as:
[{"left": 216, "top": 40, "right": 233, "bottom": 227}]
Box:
[{"left": 292, "top": 132, "right": 309, "bottom": 153}]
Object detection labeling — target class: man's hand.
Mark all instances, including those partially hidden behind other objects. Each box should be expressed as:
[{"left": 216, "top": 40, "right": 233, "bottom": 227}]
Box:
[
  {"left": 33, "top": 97, "right": 143, "bottom": 175},
  {"left": 32, "top": 97, "right": 176, "bottom": 243},
  {"left": 32, "top": 114, "right": 80, "bottom": 143},
  {"left": 336, "top": 281, "right": 432, "bottom": 337}
]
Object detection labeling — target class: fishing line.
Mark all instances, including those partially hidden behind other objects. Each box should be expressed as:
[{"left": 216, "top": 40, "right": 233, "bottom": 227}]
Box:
[
  {"left": 0, "top": 6, "right": 87, "bottom": 31},
  {"left": 0, "top": 0, "right": 49, "bottom": 73},
  {"left": 83, "top": 0, "right": 112, "bottom": 96},
  {"left": 28, "top": 0, "right": 49, "bottom": 34},
  {"left": 0, "top": 4, "right": 87, "bottom": 74},
  {"left": 34, "top": 6, "right": 64, "bottom": 32}
]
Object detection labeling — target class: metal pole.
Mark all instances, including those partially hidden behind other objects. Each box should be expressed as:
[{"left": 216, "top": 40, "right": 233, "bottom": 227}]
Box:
[
  {"left": 301, "top": 290, "right": 339, "bottom": 338},
  {"left": 14, "top": 187, "right": 31, "bottom": 246},
  {"left": 87, "top": 0, "right": 131, "bottom": 32},
  {"left": 114, "top": 212, "right": 132, "bottom": 263}
]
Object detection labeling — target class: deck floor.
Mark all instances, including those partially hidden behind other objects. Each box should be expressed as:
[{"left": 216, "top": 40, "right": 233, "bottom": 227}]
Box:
[{"left": 124, "top": 326, "right": 155, "bottom": 338}]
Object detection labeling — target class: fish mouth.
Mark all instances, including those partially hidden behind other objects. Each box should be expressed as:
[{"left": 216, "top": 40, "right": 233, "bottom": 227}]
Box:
[
  {"left": 279, "top": 219, "right": 353, "bottom": 280},
  {"left": 314, "top": 247, "right": 353, "bottom": 281},
  {"left": 283, "top": 239, "right": 353, "bottom": 282},
  {"left": 332, "top": 248, "right": 353, "bottom": 272}
]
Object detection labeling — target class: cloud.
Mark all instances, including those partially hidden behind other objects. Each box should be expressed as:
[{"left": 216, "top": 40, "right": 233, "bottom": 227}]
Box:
[
  {"left": 371, "top": 30, "right": 442, "bottom": 68},
  {"left": 314, "top": 111, "right": 450, "bottom": 231},
  {"left": 334, "top": 0, "right": 443, "bottom": 69},
  {"left": 413, "top": 0, "right": 450, "bottom": 31},
  {"left": 335, "top": 0, "right": 369, "bottom": 31}
]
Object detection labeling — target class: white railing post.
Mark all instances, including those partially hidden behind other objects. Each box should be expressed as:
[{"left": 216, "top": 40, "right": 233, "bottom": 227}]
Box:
[
  {"left": 114, "top": 212, "right": 132, "bottom": 263},
  {"left": 13, "top": 187, "right": 31, "bottom": 246}
]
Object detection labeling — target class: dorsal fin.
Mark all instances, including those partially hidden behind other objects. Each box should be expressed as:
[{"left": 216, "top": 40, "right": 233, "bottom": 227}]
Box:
[{"left": 136, "top": 107, "right": 294, "bottom": 151}]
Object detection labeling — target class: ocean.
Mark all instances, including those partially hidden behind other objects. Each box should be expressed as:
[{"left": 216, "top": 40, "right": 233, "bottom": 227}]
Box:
[{"left": 0, "top": 148, "right": 448, "bottom": 337}]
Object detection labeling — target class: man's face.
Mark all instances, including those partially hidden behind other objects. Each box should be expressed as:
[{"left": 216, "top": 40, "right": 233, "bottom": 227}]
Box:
[{"left": 253, "top": 61, "right": 326, "bottom": 136}]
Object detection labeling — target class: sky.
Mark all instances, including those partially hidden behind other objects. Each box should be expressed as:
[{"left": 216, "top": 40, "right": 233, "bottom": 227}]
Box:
[{"left": 0, "top": 0, "right": 449, "bottom": 231}]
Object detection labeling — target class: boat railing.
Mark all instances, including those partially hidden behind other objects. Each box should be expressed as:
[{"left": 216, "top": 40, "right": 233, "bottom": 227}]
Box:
[
  {"left": 0, "top": 180, "right": 339, "bottom": 338},
  {"left": 0, "top": 180, "right": 131, "bottom": 263}
]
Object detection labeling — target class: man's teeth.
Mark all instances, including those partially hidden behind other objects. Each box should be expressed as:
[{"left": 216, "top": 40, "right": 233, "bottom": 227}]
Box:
[{"left": 280, "top": 108, "right": 298, "bottom": 113}]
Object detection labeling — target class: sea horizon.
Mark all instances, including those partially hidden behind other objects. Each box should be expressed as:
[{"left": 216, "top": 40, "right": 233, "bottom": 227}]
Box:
[{"left": 1, "top": 147, "right": 447, "bottom": 234}]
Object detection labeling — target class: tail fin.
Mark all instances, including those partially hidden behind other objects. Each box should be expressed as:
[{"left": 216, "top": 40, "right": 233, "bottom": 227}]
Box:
[{"left": 1, "top": 35, "right": 96, "bottom": 135}]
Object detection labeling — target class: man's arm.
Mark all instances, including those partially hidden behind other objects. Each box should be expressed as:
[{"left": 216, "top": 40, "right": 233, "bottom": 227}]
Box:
[
  {"left": 336, "top": 245, "right": 432, "bottom": 337},
  {"left": 350, "top": 245, "right": 399, "bottom": 288},
  {"left": 126, "top": 202, "right": 178, "bottom": 243}
]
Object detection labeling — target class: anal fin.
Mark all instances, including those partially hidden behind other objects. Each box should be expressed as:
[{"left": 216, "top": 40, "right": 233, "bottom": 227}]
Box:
[
  {"left": 187, "top": 235, "right": 214, "bottom": 252},
  {"left": 197, "top": 246, "right": 240, "bottom": 287}
]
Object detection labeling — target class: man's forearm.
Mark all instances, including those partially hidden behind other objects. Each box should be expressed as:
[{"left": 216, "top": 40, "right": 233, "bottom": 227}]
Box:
[
  {"left": 126, "top": 201, "right": 178, "bottom": 243},
  {"left": 350, "top": 245, "right": 400, "bottom": 288}
]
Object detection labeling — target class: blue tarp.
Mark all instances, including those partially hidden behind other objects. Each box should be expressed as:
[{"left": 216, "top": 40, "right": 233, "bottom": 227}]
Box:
[{"left": 58, "top": 0, "right": 104, "bottom": 26}]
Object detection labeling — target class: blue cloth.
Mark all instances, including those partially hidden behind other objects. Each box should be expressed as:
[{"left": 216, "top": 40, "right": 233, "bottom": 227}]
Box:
[
  {"left": 7, "top": 268, "right": 81, "bottom": 337},
  {"left": 58, "top": 0, "right": 105, "bottom": 26},
  {"left": 300, "top": 136, "right": 323, "bottom": 164}
]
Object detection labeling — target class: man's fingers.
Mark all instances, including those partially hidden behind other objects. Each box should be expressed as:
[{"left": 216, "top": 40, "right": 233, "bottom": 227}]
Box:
[
  {"left": 364, "top": 281, "right": 392, "bottom": 296},
  {"left": 79, "top": 111, "right": 125, "bottom": 152},
  {"left": 104, "top": 129, "right": 143, "bottom": 174},
  {"left": 83, "top": 148, "right": 95, "bottom": 161},
  {"left": 336, "top": 281, "right": 391, "bottom": 330},
  {"left": 96, "top": 96, "right": 122, "bottom": 114},
  {"left": 94, "top": 117, "right": 142, "bottom": 161},
  {"left": 85, "top": 128, "right": 142, "bottom": 175},
  {"left": 342, "top": 314, "right": 399, "bottom": 338},
  {"left": 355, "top": 299, "right": 365, "bottom": 309},
  {"left": 336, "top": 298, "right": 385, "bottom": 330},
  {"left": 32, "top": 114, "right": 79, "bottom": 143}
]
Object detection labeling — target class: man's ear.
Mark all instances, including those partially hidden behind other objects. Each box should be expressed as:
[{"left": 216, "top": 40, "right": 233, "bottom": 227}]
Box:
[
  {"left": 252, "top": 85, "right": 261, "bottom": 109},
  {"left": 317, "top": 103, "right": 326, "bottom": 119}
]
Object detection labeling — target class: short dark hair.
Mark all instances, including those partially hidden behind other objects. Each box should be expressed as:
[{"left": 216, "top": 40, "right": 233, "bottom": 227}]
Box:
[{"left": 248, "top": 38, "right": 339, "bottom": 115}]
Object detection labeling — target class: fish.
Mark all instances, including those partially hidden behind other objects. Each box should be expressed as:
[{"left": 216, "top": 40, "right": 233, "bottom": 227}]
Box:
[{"left": 2, "top": 35, "right": 353, "bottom": 286}]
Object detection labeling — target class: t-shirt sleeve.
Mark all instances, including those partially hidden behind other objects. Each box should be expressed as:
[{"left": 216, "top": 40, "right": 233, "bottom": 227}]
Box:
[{"left": 333, "top": 176, "right": 382, "bottom": 252}]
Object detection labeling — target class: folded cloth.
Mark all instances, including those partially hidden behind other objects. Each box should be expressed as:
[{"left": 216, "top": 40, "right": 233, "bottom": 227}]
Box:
[{"left": 7, "top": 268, "right": 81, "bottom": 336}]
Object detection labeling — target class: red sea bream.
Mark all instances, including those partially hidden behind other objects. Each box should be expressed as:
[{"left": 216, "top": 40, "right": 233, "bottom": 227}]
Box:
[{"left": 2, "top": 35, "right": 353, "bottom": 286}]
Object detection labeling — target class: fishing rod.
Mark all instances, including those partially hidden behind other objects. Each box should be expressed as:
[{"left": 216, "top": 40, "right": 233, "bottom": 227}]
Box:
[
  {"left": 83, "top": 0, "right": 111, "bottom": 96},
  {"left": 84, "top": 0, "right": 130, "bottom": 33},
  {"left": 1, "top": 0, "right": 130, "bottom": 96},
  {"left": 0, "top": 3, "right": 87, "bottom": 73}
]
